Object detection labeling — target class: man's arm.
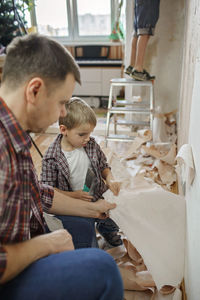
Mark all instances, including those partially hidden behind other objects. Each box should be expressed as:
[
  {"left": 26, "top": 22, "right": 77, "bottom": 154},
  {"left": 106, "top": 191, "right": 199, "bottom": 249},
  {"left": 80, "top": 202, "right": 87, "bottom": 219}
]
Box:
[
  {"left": 50, "top": 188, "right": 116, "bottom": 219},
  {"left": 59, "top": 189, "right": 93, "bottom": 202},
  {"left": 0, "top": 229, "right": 74, "bottom": 284}
]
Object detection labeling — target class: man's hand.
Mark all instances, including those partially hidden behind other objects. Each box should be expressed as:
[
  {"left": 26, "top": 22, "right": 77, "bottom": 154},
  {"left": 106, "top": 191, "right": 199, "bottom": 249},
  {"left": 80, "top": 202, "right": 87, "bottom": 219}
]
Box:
[
  {"left": 44, "top": 229, "right": 74, "bottom": 254},
  {"left": 71, "top": 190, "right": 93, "bottom": 202},
  {"left": 91, "top": 199, "right": 116, "bottom": 219},
  {"left": 52, "top": 189, "right": 117, "bottom": 220},
  {"left": 1, "top": 229, "right": 74, "bottom": 284}
]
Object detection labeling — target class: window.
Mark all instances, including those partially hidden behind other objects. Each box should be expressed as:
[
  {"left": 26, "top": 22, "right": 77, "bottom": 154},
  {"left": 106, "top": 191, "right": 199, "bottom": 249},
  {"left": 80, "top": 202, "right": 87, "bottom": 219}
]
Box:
[
  {"left": 35, "top": 0, "right": 68, "bottom": 37},
  {"left": 33, "top": 0, "right": 125, "bottom": 43},
  {"left": 76, "top": 0, "right": 111, "bottom": 36}
]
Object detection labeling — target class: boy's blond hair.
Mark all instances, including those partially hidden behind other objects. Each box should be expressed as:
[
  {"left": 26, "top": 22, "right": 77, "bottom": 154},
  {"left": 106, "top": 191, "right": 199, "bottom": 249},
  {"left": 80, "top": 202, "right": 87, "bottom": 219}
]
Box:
[{"left": 59, "top": 97, "right": 97, "bottom": 129}]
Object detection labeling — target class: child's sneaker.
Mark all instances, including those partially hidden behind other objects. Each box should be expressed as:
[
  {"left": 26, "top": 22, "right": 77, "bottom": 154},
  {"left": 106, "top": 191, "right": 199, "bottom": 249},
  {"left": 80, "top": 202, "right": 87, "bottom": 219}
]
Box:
[
  {"left": 131, "top": 69, "right": 155, "bottom": 81},
  {"left": 96, "top": 220, "right": 123, "bottom": 247},
  {"left": 100, "top": 231, "right": 123, "bottom": 247},
  {"left": 124, "top": 65, "right": 133, "bottom": 76},
  {"left": 143, "top": 69, "right": 156, "bottom": 80}
]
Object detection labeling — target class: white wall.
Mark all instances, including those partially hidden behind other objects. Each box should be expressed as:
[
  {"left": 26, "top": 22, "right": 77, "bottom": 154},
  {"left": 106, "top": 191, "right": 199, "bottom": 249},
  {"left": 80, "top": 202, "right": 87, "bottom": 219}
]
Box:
[
  {"left": 178, "top": 1, "right": 200, "bottom": 297},
  {"left": 125, "top": 0, "right": 185, "bottom": 112},
  {"left": 177, "top": 0, "right": 200, "bottom": 298},
  {"left": 184, "top": 60, "right": 200, "bottom": 299}
]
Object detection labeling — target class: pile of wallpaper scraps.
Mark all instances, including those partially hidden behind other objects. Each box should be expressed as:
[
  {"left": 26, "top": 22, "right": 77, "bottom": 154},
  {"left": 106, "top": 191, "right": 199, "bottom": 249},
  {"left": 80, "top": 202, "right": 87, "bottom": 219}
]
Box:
[
  {"left": 100, "top": 118, "right": 184, "bottom": 298},
  {"left": 106, "top": 240, "right": 182, "bottom": 300},
  {"left": 138, "top": 142, "right": 177, "bottom": 189},
  {"left": 153, "top": 109, "right": 177, "bottom": 144},
  {"left": 101, "top": 129, "right": 177, "bottom": 191},
  {"left": 99, "top": 139, "right": 185, "bottom": 299},
  {"left": 103, "top": 175, "right": 185, "bottom": 300}
]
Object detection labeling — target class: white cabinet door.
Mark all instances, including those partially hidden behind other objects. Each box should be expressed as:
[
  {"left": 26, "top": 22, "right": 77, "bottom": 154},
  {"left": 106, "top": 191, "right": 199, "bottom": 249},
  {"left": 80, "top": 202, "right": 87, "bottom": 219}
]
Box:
[
  {"left": 73, "top": 66, "right": 121, "bottom": 97},
  {"left": 74, "top": 82, "right": 101, "bottom": 96},
  {"left": 79, "top": 68, "right": 101, "bottom": 81},
  {"left": 74, "top": 67, "right": 101, "bottom": 96}
]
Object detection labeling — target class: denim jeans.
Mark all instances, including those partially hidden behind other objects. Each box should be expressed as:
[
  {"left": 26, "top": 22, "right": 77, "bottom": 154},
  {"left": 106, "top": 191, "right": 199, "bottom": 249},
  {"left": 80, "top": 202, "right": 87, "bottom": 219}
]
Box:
[
  {"left": 1, "top": 249, "right": 124, "bottom": 300},
  {"left": 56, "top": 215, "right": 98, "bottom": 248},
  {"left": 96, "top": 217, "right": 119, "bottom": 233},
  {"left": 134, "top": 0, "right": 160, "bottom": 36}
]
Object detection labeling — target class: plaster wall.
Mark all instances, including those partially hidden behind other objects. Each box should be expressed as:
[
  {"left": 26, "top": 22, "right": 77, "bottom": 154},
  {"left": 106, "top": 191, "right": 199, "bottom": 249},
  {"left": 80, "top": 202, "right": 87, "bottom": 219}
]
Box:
[{"left": 178, "top": 1, "right": 200, "bottom": 298}]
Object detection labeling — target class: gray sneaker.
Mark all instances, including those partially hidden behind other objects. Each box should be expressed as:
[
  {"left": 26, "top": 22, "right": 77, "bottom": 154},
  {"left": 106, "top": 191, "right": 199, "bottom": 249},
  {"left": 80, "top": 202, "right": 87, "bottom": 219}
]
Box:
[
  {"left": 124, "top": 65, "right": 133, "bottom": 76},
  {"left": 131, "top": 69, "right": 155, "bottom": 81},
  {"left": 131, "top": 69, "right": 148, "bottom": 81},
  {"left": 143, "top": 69, "right": 156, "bottom": 80}
]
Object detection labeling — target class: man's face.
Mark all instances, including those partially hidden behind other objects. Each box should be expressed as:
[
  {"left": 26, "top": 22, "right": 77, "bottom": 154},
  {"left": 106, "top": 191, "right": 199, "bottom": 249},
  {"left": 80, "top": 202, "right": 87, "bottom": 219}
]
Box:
[{"left": 27, "top": 73, "right": 76, "bottom": 133}]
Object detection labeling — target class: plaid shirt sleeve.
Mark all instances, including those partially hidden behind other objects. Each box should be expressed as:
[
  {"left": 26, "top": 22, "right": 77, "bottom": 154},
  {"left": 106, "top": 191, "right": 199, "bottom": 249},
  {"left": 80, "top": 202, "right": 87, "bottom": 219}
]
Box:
[
  {"left": 0, "top": 246, "right": 7, "bottom": 279},
  {"left": 95, "top": 141, "right": 111, "bottom": 172},
  {"left": 39, "top": 158, "right": 55, "bottom": 213},
  {"left": 0, "top": 147, "right": 12, "bottom": 279},
  {"left": 40, "top": 158, "right": 58, "bottom": 187},
  {"left": 39, "top": 182, "right": 54, "bottom": 213}
]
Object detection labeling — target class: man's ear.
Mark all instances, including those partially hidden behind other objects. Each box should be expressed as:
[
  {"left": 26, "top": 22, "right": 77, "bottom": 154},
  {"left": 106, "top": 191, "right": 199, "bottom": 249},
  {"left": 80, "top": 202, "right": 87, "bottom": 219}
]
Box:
[
  {"left": 25, "top": 77, "right": 44, "bottom": 104},
  {"left": 59, "top": 124, "right": 68, "bottom": 135}
]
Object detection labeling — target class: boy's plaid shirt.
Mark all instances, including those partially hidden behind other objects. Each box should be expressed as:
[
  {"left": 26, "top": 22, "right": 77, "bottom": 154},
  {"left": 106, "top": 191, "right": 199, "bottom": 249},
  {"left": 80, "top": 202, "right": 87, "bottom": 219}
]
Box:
[
  {"left": 0, "top": 98, "right": 54, "bottom": 280},
  {"left": 41, "top": 134, "right": 110, "bottom": 201}
]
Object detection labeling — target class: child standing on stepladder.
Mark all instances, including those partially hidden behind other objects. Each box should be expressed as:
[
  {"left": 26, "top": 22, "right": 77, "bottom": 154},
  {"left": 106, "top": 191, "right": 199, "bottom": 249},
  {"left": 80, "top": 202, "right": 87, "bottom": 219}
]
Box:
[
  {"left": 41, "top": 97, "right": 122, "bottom": 248},
  {"left": 125, "top": 0, "right": 160, "bottom": 81}
]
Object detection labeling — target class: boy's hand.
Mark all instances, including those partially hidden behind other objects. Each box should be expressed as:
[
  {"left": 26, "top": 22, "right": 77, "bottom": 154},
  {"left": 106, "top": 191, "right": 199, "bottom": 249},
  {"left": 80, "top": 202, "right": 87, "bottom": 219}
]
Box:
[
  {"left": 92, "top": 199, "right": 116, "bottom": 219},
  {"left": 106, "top": 179, "right": 121, "bottom": 196},
  {"left": 71, "top": 190, "right": 93, "bottom": 202}
]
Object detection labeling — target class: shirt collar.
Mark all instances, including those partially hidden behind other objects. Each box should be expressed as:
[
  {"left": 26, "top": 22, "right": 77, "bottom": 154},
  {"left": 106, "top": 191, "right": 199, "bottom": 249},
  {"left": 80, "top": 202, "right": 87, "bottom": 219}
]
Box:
[{"left": 0, "top": 97, "right": 32, "bottom": 152}]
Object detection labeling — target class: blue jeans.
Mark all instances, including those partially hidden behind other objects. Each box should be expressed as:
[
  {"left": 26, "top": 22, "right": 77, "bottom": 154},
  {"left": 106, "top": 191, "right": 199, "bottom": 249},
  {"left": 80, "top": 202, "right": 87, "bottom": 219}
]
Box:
[
  {"left": 96, "top": 217, "right": 119, "bottom": 233},
  {"left": 1, "top": 249, "right": 124, "bottom": 300},
  {"left": 56, "top": 215, "right": 98, "bottom": 248}
]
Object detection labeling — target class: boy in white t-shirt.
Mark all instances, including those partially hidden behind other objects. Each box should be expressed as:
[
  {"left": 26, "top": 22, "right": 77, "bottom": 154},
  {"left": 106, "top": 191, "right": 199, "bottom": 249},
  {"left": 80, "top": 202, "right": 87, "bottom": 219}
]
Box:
[{"left": 41, "top": 98, "right": 122, "bottom": 248}]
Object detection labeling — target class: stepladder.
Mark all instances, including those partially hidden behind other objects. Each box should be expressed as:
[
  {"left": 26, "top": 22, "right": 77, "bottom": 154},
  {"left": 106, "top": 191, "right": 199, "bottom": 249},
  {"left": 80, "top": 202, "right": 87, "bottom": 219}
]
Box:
[{"left": 105, "top": 78, "right": 154, "bottom": 146}]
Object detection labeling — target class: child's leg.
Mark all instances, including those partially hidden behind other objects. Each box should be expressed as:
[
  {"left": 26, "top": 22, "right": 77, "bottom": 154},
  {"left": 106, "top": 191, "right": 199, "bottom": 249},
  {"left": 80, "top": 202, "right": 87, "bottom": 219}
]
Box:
[
  {"left": 134, "top": 34, "right": 150, "bottom": 72},
  {"left": 130, "top": 35, "right": 138, "bottom": 67},
  {"left": 96, "top": 218, "right": 122, "bottom": 247},
  {"left": 96, "top": 218, "right": 119, "bottom": 233},
  {"left": 57, "top": 215, "right": 98, "bottom": 248},
  {"left": 130, "top": 0, "right": 160, "bottom": 80}
]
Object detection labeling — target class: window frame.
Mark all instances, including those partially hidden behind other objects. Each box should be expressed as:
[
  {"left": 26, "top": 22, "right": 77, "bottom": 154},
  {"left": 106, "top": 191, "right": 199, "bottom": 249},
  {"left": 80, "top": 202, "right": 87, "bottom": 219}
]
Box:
[{"left": 33, "top": 0, "right": 119, "bottom": 44}]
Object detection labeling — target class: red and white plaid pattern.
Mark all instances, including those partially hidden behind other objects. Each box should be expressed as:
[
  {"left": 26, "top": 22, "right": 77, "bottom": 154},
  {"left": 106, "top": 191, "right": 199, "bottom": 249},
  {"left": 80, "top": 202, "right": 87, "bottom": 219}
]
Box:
[{"left": 0, "top": 98, "right": 54, "bottom": 279}]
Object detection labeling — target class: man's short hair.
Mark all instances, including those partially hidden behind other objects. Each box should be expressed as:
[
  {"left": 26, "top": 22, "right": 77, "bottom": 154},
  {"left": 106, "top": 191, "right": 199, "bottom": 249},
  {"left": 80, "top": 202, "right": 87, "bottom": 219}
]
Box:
[
  {"left": 59, "top": 97, "right": 97, "bottom": 129},
  {"left": 2, "top": 33, "right": 81, "bottom": 89}
]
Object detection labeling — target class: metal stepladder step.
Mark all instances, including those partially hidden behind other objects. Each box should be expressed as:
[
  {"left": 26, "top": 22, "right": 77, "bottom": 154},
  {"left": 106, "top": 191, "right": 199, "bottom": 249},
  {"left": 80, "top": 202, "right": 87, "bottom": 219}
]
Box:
[{"left": 105, "top": 78, "right": 154, "bottom": 145}]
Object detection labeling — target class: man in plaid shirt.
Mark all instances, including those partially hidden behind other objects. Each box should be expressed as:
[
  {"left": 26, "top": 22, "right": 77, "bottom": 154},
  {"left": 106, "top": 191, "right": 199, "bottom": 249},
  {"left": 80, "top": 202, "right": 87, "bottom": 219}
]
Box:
[{"left": 0, "top": 34, "right": 123, "bottom": 300}]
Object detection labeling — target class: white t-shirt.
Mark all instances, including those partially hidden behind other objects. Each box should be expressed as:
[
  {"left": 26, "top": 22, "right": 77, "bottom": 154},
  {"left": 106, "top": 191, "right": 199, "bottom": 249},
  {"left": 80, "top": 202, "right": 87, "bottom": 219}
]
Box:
[{"left": 63, "top": 147, "right": 90, "bottom": 190}]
